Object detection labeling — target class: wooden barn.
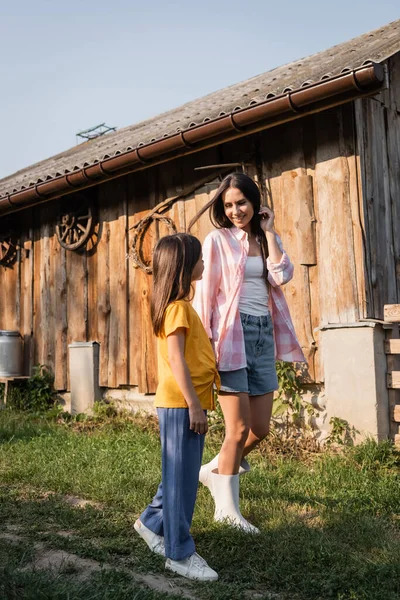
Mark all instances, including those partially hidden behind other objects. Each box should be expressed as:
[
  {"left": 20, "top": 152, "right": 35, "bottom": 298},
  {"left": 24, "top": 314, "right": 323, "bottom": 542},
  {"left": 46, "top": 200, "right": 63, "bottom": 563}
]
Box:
[{"left": 0, "top": 20, "right": 399, "bottom": 440}]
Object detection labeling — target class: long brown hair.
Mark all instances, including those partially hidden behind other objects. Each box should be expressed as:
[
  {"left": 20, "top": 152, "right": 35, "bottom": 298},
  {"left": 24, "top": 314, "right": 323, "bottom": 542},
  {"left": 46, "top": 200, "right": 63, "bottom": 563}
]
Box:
[
  {"left": 188, "top": 172, "right": 269, "bottom": 280},
  {"left": 151, "top": 233, "right": 202, "bottom": 336}
]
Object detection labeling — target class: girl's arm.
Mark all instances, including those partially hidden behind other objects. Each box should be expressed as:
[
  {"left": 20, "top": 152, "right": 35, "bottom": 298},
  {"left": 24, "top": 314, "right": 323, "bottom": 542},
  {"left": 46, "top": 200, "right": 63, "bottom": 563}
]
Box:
[{"left": 167, "top": 328, "right": 208, "bottom": 435}]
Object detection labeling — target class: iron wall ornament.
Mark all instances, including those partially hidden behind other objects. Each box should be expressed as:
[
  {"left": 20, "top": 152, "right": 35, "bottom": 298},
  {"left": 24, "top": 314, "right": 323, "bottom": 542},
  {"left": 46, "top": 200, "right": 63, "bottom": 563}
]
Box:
[{"left": 56, "top": 196, "right": 94, "bottom": 251}]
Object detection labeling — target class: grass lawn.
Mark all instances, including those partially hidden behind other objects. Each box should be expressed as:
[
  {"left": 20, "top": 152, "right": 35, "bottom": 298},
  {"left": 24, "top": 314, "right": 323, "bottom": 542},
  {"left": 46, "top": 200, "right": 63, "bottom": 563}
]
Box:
[{"left": 0, "top": 408, "right": 400, "bottom": 600}]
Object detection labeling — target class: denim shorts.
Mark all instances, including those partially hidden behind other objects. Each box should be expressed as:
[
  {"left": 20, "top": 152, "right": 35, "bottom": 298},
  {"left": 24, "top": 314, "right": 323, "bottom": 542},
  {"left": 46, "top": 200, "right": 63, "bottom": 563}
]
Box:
[{"left": 219, "top": 312, "right": 278, "bottom": 396}]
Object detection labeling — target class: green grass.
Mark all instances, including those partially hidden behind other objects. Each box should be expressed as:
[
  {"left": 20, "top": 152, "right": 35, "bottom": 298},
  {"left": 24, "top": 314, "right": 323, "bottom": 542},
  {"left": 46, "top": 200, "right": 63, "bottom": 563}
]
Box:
[{"left": 0, "top": 409, "right": 400, "bottom": 600}]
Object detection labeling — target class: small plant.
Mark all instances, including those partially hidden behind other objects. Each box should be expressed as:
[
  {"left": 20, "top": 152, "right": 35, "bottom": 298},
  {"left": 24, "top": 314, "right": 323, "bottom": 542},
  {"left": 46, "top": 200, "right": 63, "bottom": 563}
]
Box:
[
  {"left": 7, "top": 364, "right": 57, "bottom": 412},
  {"left": 273, "top": 361, "right": 314, "bottom": 425},
  {"left": 325, "top": 416, "right": 358, "bottom": 447}
]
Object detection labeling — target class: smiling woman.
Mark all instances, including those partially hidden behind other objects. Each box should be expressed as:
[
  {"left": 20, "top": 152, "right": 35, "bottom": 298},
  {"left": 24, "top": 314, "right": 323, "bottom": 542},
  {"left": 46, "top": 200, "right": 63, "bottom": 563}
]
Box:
[{"left": 189, "top": 172, "right": 305, "bottom": 534}]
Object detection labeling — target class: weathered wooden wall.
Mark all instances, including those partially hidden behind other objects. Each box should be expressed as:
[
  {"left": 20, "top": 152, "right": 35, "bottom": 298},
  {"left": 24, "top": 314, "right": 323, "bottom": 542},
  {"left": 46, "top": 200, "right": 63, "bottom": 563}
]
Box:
[
  {"left": 256, "top": 104, "right": 366, "bottom": 382},
  {"left": 0, "top": 149, "right": 222, "bottom": 393},
  {"left": 0, "top": 97, "right": 381, "bottom": 391},
  {"left": 355, "top": 53, "right": 400, "bottom": 319}
]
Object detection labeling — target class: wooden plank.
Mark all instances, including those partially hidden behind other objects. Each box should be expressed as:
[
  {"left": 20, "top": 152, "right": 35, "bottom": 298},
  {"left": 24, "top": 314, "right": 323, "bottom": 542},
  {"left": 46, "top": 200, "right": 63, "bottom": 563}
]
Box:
[
  {"left": 96, "top": 187, "right": 111, "bottom": 387},
  {"left": 53, "top": 230, "right": 68, "bottom": 390},
  {"left": 393, "top": 405, "right": 400, "bottom": 423},
  {"left": 314, "top": 107, "right": 359, "bottom": 324},
  {"left": 280, "top": 170, "right": 316, "bottom": 380},
  {"left": 384, "top": 305, "right": 400, "bottom": 323},
  {"left": 65, "top": 214, "right": 87, "bottom": 389},
  {"left": 127, "top": 170, "right": 158, "bottom": 393},
  {"left": 385, "top": 108, "right": 400, "bottom": 303},
  {"left": 0, "top": 244, "right": 19, "bottom": 332},
  {"left": 355, "top": 98, "right": 397, "bottom": 319},
  {"left": 387, "top": 371, "right": 400, "bottom": 389},
  {"left": 346, "top": 105, "right": 368, "bottom": 320},
  {"left": 293, "top": 175, "right": 317, "bottom": 266},
  {"left": 395, "top": 433, "right": 400, "bottom": 448},
  {"left": 107, "top": 179, "right": 128, "bottom": 388},
  {"left": 384, "top": 339, "right": 400, "bottom": 354},
  {"left": 386, "top": 54, "right": 400, "bottom": 114},
  {"left": 40, "top": 211, "right": 55, "bottom": 371},
  {"left": 32, "top": 220, "right": 42, "bottom": 368},
  {"left": 66, "top": 250, "right": 87, "bottom": 346},
  {"left": 19, "top": 225, "right": 34, "bottom": 375},
  {"left": 87, "top": 199, "right": 100, "bottom": 362},
  {"left": 259, "top": 120, "right": 318, "bottom": 381}
]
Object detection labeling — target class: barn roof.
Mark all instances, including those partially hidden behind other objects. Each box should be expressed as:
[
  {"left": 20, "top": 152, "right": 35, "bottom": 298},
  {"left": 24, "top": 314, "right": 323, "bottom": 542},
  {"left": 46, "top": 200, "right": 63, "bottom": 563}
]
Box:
[{"left": 0, "top": 18, "right": 399, "bottom": 212}]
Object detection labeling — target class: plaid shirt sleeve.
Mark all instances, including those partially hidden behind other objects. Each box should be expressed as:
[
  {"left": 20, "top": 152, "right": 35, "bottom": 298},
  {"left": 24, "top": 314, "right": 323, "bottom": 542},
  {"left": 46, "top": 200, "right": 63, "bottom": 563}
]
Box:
[
  {"left": 192, "top": 233, "right": 221, "bottom": 339},
  {"left": 267, "top": 233, "right": 294, "bottom": 287}
]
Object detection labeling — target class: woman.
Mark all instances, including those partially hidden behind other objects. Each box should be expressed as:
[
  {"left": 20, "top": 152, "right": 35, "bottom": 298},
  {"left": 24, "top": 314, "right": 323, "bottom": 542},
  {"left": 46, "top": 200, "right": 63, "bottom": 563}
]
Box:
[{"left": 190, "top": 173, "right": 305, "bottom": 533}]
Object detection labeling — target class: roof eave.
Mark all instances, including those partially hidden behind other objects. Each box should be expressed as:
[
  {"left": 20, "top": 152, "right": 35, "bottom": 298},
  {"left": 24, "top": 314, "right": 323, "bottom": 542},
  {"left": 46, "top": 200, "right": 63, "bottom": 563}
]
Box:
[{"left": 0, "top": 62, "right": 385, "bottom": 217}]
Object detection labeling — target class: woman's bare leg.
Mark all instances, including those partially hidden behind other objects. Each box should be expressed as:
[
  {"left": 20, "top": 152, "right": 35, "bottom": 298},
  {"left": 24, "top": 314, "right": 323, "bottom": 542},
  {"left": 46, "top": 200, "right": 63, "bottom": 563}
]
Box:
[
  {"left": 242, "top": 392, "right": 274, "bottom": 458},
  {"left": 217, "top": 392, "right": 250, "bottom": 474}
]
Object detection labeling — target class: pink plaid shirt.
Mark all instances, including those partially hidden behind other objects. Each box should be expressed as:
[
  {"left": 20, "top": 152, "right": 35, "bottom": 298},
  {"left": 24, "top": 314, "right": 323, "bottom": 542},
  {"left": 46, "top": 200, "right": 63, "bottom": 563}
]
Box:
[{"left": 193, "top": 227, "right": 305, "bottom": 370}]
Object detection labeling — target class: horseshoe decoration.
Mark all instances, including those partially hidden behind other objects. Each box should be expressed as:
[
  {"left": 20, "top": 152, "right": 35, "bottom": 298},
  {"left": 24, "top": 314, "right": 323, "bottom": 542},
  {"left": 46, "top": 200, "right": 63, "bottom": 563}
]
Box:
[{"left": 131, "top": 213, "right": 177, "bottom": 274}]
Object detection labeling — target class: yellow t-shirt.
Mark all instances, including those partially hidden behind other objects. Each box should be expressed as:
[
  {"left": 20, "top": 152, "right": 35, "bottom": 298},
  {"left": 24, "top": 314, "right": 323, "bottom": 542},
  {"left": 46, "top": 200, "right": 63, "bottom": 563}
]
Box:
[{"left": 154, "top": 299, "right": 220, "bottom": 410}]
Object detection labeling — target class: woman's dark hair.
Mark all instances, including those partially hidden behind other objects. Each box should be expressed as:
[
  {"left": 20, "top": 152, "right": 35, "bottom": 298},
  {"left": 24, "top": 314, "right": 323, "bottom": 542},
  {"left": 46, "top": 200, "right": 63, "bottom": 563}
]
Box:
[
  {"left": 151, "top": 233, "right": 202, "bottom": 336},
  {"left": 188, "top": 172, "right": 269, "bottom": 279}
]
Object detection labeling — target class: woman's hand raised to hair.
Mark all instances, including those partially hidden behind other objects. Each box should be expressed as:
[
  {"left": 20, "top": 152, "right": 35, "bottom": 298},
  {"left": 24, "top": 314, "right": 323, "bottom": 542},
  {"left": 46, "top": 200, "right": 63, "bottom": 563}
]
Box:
[{"left": 259, "top": 206, "right": 275, "bottom": 233}]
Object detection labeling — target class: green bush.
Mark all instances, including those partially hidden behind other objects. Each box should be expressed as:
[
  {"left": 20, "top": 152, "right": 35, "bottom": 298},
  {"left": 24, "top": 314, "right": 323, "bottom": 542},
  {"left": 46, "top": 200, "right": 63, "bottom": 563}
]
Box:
[{"left": 7, "top": 364, "right": 57, "bottom": 412}]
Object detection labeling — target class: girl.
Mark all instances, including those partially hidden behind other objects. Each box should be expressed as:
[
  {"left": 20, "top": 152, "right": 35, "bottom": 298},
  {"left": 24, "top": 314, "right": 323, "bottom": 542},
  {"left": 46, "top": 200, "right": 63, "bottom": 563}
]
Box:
[
  {"left": 134, "top": 233, "right": 219, "bottom": 582},
  {"left": 190, "top": 173, "right": 305, "bottom": 533}
]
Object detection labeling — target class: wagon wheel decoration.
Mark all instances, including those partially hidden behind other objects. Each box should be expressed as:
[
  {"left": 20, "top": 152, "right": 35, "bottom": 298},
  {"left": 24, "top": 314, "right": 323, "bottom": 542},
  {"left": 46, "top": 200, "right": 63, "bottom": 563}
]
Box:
[
  {"left": 56, "top": 197, "right": 94, "bottom": 251},
  {"left": 0, "top": 235, "right": 17, "bottom": 266},
  {"left": 130, "top": 213, "right": 177, "bottom": 274}
]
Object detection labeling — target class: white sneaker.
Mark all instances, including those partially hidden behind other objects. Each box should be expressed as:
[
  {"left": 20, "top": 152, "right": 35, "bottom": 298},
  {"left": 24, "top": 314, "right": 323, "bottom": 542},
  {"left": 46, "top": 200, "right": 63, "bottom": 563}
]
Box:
[
  {"left": 134, "top": 519, "right": 165, "bottom": 556},
  {"left": 165, "top": 552, "right": 218, "bottom": 581}
]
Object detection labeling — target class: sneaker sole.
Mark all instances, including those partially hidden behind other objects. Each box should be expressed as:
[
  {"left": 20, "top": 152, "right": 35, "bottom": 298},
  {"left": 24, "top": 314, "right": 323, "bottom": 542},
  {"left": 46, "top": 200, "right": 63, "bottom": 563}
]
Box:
[
  {"left": 165, "top": 562, "right": 218, "bottom": 581},
  {"left": 134, "top": 520, "right": 165, "bottom": 556}
]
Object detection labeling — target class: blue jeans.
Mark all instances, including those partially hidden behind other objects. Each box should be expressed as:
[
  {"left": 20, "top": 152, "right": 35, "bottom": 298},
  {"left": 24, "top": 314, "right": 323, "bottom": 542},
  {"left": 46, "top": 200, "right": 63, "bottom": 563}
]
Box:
[
  {"left": 219, "top": 312, "right": 278, "bottom": 395},
  {"left": 140, "top": 408, "right": 206, "bottom": 560}
]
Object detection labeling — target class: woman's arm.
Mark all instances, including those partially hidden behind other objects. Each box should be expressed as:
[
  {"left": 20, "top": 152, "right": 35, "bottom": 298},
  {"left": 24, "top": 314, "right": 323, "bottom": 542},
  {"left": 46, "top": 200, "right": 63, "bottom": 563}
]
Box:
[
  {"left": 259, "top": 206, "right": 294, "bottom": 287},
  {"left": 167, "top": 328, "right": 208, "bottom": 434}
]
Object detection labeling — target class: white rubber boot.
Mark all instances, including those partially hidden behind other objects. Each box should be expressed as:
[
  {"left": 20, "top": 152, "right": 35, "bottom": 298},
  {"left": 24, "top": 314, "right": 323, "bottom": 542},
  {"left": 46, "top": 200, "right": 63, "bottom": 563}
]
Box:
[
  {"left": 211, "top": 473, "right": 259, "bottom": 534},
  {"left": 199, "top": 454, "right": 219, "bottom": 493},
  {"left": 199, "top": 454, "right": 251, "bottom": 493}
]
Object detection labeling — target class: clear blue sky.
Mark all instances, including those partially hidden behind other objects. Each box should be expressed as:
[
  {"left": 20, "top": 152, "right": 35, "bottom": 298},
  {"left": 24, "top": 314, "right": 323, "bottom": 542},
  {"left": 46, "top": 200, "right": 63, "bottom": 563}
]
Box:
[{"left": 0, "top": 0, "right": 398, "bottom": 179}]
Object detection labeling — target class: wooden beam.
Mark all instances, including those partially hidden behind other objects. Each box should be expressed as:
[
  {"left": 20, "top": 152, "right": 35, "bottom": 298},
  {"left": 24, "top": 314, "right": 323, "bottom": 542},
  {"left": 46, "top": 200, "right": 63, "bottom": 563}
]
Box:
[
  {"left": 384, "top": 339, "right": 400, "bottom": 354},
  {"left": 393, "top": 405, "right": 400, "bottom": 423},
  {"left": 395, "top": 433, "right": 400, "bottom": 448},
  {"left": 384, "top": 304, "right": 400, "bottom": 323},
  {"left": 387, "top": 371, "right": 400, "bottom": 389}
]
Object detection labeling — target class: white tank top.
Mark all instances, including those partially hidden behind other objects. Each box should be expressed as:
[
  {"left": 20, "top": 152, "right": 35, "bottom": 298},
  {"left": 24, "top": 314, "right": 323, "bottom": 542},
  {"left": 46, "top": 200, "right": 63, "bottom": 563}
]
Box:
[{"left": 238, "top": 256, "right": 270, "bottom": 317}]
